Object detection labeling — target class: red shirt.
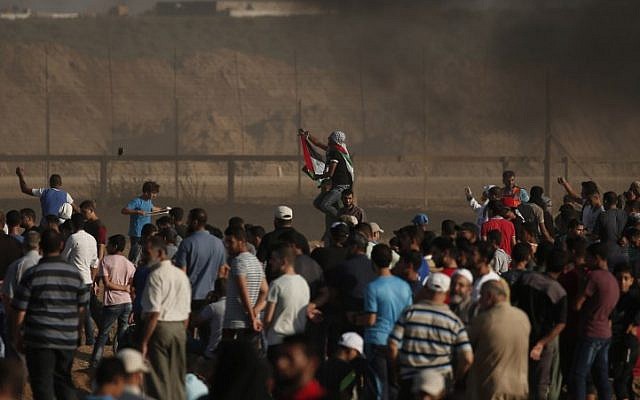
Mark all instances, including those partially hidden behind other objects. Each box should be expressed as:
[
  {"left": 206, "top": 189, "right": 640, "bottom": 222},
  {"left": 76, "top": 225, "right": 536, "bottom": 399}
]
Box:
[
  {"left": 481, "top": 217, "right": 516, "bottom": 255},
  {"left": 279, "top": 380, "right": 326, "bottom": 400}
]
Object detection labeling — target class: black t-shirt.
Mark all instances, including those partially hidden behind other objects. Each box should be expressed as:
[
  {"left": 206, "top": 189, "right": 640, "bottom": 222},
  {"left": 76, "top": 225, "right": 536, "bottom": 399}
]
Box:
[
  {"left": 311, "top": 246, "right": 349, "bottom": 277},
  {"left": 0, "top": 233, "right": 23, "bottom": 279},
  {"left": 611, "top": 288, "right": 640, "bottom": 339},
  {"left": 257, "top": 226, "right": 310, "bottom": 281},
  {"left": 332, "top": 254, "right": 377, "bottom": 313},
  {"left": 294, "top": 254, "right": 326, "bottom": 301},
  {"left": 175, "top": 224, "right": 188, "bottom": 240},
  {"left": 317, "top": 358, "right": 356, "bottom": 399},
  {"left": 327, "top": 149, "right": 352, "bottom": 187}
]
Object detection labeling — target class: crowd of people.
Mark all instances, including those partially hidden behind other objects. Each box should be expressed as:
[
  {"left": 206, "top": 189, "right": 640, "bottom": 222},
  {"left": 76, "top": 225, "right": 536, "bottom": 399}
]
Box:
[{"left": 0, "top": 150, "right": 640, "bottom": 400}]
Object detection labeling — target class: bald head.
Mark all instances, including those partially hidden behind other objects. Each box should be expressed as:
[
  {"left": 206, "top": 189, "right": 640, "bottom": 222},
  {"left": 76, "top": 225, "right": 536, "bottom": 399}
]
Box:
[{"left": 479, "top": 280, "right": 507, "bottom": 310}]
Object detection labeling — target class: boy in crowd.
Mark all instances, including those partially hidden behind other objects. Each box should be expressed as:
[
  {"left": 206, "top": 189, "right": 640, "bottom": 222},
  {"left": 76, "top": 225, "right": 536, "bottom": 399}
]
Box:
[{"left": 121, "top": 181, "right": 163, "bottom": 263}]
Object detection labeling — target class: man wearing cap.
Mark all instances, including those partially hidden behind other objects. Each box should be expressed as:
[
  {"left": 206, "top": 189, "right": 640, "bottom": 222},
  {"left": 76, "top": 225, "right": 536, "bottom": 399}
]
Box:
[
  {"left": 173, "top": 208, "right": 226, "bottom": 341},
  {"left": 412, "top": 213, "right": 430, "bottom": 232},
  {"left": 449, "top": 269, "right": 474, "bottom": 326},
  {"left": 117, "top": 349, "right": 154, "bottom": 400},
  {"left": 257, "top": 205, "right": 309, "bottom": 281},
  {"left": 389, "top": 273, "right": 473, "bottom": 398}
]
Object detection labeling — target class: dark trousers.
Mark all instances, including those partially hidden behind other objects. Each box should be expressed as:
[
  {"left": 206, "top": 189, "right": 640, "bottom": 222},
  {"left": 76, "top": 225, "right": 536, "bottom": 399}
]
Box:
[
  {"left": 610, "top": 333, "right": 639, "bottom": 400},
  {"left": 530, "top": 338, "right": 558, "bottom": 400},
  {"left": 365, "top": 343, "right": 396, "bottom": 400},
  {"left": 83, "top": 286, "right": 96, "bottom": 345},
  {"left": 25, "top": 347, "right": 76, "bottom": 400},
  {"left": 91, "top": 303, "right": 132, "bottom": 365}
]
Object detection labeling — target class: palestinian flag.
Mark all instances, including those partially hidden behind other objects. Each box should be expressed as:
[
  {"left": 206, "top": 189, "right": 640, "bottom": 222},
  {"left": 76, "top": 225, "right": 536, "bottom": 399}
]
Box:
[
  {"left": 333, "top": 143, "right": 355, "bottom": 183},
  {"left": 300, "top": 134, "right": 326, "bottom": 181}
]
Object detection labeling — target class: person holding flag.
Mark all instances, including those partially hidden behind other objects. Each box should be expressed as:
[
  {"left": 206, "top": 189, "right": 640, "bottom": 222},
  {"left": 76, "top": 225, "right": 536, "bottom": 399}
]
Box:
[{"left": 299, "top": 129, "right": 354, "bottom": 227}]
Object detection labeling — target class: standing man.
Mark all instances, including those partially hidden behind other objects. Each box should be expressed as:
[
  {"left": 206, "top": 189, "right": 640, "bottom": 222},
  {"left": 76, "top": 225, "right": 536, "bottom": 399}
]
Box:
[
  {"left": 468, "top": 280, "right": 531, "bottom": 400},
  {"left": 15, "top": 167, "right": 76, "bottom": 223},
  {"left": 0, "top": 211, "right": 22, "bottom": 280},
  {"left": 80, "top": 200, "right": 107, "bottom": 261},
  {"left": 481, "top": 200, "right": 517, "bottom": 256},
  {"left": 11, "top": 230, "right": 90, "bottom": 400},
  {"left": 389, "top": 273, "right": 473, "bottom": 398},
  {"left": 355, "top": 244, "right": 412, "bottom": 400},
  {"left": 173, "top": 208, "right": 226, "bottom": 319},
  {"left": 61, "top": 213, "right": 98, "bottom": 346},
  {"left": 263, "top": 244, "right": 310, "bottom": 358},
  {"left": 570, "top": 243, "right": 619, "bottom": 400},
  {"left": 121, "top": 181, "right": 163, "bottom": 263},
  {"left": 339, "top": 189, "right": 367, "bottom": 223},
  {"left": 91, "top": 235, "right": 136, "bottom": 367},
  {"left": 19, "top": 208, "right": 40, "bottom": 240},
  {"left": 501, "top": 170, "right": 529, "bottom": 208},
  {"left": 140, "top": 236, "right": 191, "bottom": 400},
  {"left": 593, "top": 191, "right": 628, "bottom": 261},
  {"left": 449, "top": 268, "right": 474, "bottom": 326},
  {"left": 223, "top": 227, "right": 268, "bottom": 351}
]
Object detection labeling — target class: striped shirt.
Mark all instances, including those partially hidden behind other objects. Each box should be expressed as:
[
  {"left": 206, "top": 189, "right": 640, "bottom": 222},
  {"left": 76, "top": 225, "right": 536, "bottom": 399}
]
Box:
[
  {"left": 224, "top": 252, "right": 265, "bottom": 329},
  {"left": 389, "top": 301, "right": 472, "bottom": 379},
  {"left": 12, "top": 256, "right": 90, "bottom": 350}
]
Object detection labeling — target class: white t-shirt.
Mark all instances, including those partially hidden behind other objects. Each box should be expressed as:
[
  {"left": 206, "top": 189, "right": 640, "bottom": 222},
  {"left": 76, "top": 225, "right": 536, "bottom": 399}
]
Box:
[
  {"left": 472, "top": 270, "right": 501, "bottom": 303},
  {"left": 62, "top": 230, "right": 98, "bottom": 285},
  {"left": 266, "top": 274, "right": 310, "bottom": 346}
]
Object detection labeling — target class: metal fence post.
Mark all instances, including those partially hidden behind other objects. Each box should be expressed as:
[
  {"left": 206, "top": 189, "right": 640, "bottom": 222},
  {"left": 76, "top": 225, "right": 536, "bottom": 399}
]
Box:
[{"left": 227, "top": 160, "right": 235, "bottom": 204}]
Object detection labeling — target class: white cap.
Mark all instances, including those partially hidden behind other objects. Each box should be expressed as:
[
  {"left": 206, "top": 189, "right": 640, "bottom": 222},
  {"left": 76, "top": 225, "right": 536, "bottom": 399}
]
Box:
[
  {"left": 370, "top": 222, "right": 384, "bottom": 234},
  {"left": 426, "top": 272, "right": 451, "bottom": 293},
  {"left": 58, "top": 203, "right": 73, "bottom": 220},
  {"left": 338, "top": 332, "right": 364, "bottom": 355},
  {"left": 452, "top": 268, "right": 474, "bottom": 285},
  {"left": 413, "top": 369, "right": 446, "bottom": 396},
  {"left": 274, "top": 206, "right": 293, "bottom": 221},
  {"left": 482, "top": 184, "right": 497, "bottom": 194},
  {"left": 341, "top": 215, "right": 358, "bottom": 226},
  {"left": 117, "top": 348, "right": 150, "bottom": 373}
]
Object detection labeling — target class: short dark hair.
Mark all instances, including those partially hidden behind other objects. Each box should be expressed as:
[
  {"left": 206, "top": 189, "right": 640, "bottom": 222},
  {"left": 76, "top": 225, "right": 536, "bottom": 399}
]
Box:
[
  {"left": 49, "top": 174, "right": 62, "bottom": 187},
  {"left": 567, "top": 218, "right": 583, "bottom": 230},
  {"left": 224, "top": 226, "right": 247, "bottom": 242},
  {"left": 441, "top": 220, "right": 456, "bottom": 236},
  {"left": 355, "top": 222, "right": 373, "bottom": 239},
  {"left": 371, "top": 243, "right": 392, "bottom": 268},
  {"left": 189, "top": 208, "right": 208, "bottom": 226},
  {"left": 581, "top": 181, "right": 599, "bottom": 196},
  {"left": 281, "top": 334, "right": 319, "bottom": 360},
  {"left": 487, "top": 200, "right": 505, "bottom": 216},
  {"left": 342, "top": 188, "right": 354, "bottom": 198},
  {"left": 147, "top": 235, "right": 168, "bottom": 254},
  {"left": 141, "top": 223, "right": 158, "bottom": 239},
  {"left": 79, "top": 200, "right": 96, "bottom": 211},
  {"left": 511, "top": 242, "right": 531, "bottom": 263},
  {"left": 45, "top": 214, "right": 59, "bottom": 226},
  {"left": 475, "top": 241, "right": 495, "bottom": 264},
  {"left": 156, "top": 215, "right": 172, "bottom": 227},
  {"left": 20, "top": 208, "right": 36, "bottom": 221},
  {"left": 94, "top": 357, "right": 126, "bottom": 387},
  {"left": 5, "top": 210, "right": 20, "bottom": 228},
  {"left": 70, "top": 213, "right": 85, "bottom": 231},
  {"left": 108, "top": 234, "right": 126, "bottom": 252},
  {"left": 206, "top": 225, "right": 223, "bottom": 239},
  {"left": 603, "top": 191, "right": 618, "bottom": 206},
  {"left": 547, "top": 249, "right": 569, "bottom": 273},
  {"left": 158, "top": 228, "right": 177, "bottom": 244},
  {"left": 486, "top": 230, "right": 502, "bottom": 246},
  {"left": 502, "top": 170, "right": 516, "bottom": 180},
  {"left": 400, "top": 251, "right": 424, "bottom": 272},
  {"left": 142, "top": 181, "right": 160, "bottom": 194},
  {"left": 248, "top": 225, "right": 266, "bottom": 239},
  {"left": 272, "top": 243, "right": 296, "bottom": 266},
  {"left": 41, "top": 229, "right": 63, "bottom": 254},
  {"left": 169, "top": 207, "right": 184, "bottom": 222},
  {"left": 228, "top": 216, "right": 245, "bottom": 229},
  {"left": 346, "top": 232, "right": 368, "bottom": 250},
  {"left": 395, "top": 225, "right": 424, "bottom": 243},
  {"left": 587, "top": 242, "right": 608, "bottom": 261},
  {"left": 614, "top": 262, "right": 634, "bottom": 277}
]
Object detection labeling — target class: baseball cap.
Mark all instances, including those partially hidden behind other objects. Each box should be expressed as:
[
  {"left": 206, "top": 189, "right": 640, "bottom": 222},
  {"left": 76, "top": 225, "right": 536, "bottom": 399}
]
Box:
[
  {"left": 338, "top": 332, "right": 364, "bottom": 355},
  {"left": 482, "top": 184, "right": 497, "bottom": 194},
  {"left": 412, "top": 369, "right": 445, "bottom": 396},
  {"left": 330, "top": 221, "right": 349, "bottom": 237},
  {"left": 370, "top": 222, "right": 384, "bottom": 234},
  {"left": 117, "top": 348, "right": 150, "bottom": 373},
  {"left": 274, "top": 206, "right": 293, "bottom": 221},
  {"left": 452, "top": 268, "right": 474, "bottom": 284},
  {"left": 426, "top": 272, "right": 451, "bottom": 293},
  {"left": 412, "top": 213, "right": 429, "bottom": 226}
]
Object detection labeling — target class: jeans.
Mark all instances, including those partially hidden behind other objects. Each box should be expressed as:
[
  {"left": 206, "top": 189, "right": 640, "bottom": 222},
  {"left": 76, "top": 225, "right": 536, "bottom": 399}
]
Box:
[
  {"left": 91, "top": 302, "right": 132, "bottom": 365},
  {"left": 610, "top": 333, "right": 639, "bottom": 399},
  {"left": 25, "top": 347, "right": 76, "bottom": 400},
  {"left": 84, "top": 286, "right": 96, "bottom": 345},
  {"left": 128, "top": 236, "right": 142, "bottom": 264},
  {"left": 313, "top": 185, "right": 349, "bottom": 218},
  {"left": 570, "top": 336, "right": 612, "bottom": 400},
  {"left": 365, "top": 343, "right": 394, "bottom": 400}
]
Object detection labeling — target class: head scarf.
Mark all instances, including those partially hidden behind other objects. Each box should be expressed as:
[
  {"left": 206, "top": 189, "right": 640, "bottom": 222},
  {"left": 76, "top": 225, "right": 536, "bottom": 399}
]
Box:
[{"left": 329, "top": 130, "right": 346, "bottom": 146}]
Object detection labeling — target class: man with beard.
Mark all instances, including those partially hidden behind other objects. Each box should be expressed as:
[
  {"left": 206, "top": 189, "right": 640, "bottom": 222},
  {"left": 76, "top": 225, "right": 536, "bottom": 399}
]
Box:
[{"left": 449, "top": 268, "right": 474, "bottom": 326}]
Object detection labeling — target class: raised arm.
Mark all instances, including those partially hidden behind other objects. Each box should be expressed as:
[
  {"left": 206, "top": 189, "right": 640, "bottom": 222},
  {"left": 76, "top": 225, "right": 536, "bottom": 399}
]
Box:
[
  {"left": 557, "top": 177, "right": 581, "bottom": 202},
  {"left": 15, "top": 167, "right": 34, "bottom": 196},
  {"left": 299, "top": 129, "right": 328, "bottom": 152}
]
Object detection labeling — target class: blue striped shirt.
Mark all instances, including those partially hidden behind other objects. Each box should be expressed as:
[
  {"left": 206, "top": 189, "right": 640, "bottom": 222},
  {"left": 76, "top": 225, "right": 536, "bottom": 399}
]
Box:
[
  {"left": 389, "top": 301, "right": 472, "bottom": 379},
  {"left": 13, "top": 256, "right": 90, "bottom": 350}
]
